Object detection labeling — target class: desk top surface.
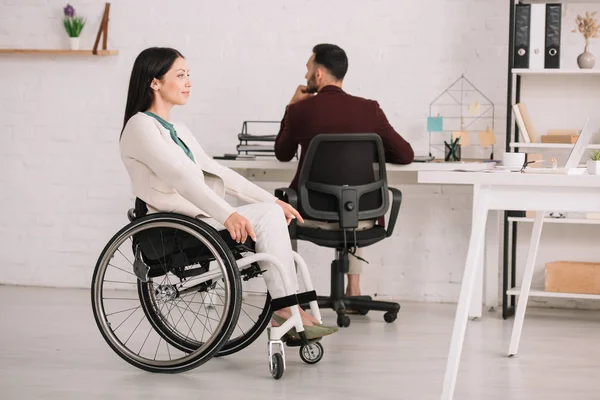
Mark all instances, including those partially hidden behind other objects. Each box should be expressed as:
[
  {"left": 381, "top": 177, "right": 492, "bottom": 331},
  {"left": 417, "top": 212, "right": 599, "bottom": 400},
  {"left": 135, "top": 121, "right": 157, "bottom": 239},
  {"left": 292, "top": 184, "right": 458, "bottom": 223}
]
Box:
[
  {"left": 217, "top": 158, "right": 495, "bottom": 172},
  {"left": 418, "top": 170, "right": 600, "bottom": 187}
]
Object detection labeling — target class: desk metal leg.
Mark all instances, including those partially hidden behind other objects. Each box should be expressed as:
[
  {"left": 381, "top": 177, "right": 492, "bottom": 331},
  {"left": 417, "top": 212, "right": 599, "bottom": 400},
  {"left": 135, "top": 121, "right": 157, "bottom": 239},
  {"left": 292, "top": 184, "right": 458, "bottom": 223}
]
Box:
[
  {"left": 469, "top": 237, "right": 484, "bottom": 319},
  {"left": 442, "top": 185, "right": 491, "bottom": 400},
  {"left": 508, "top": 211, "right": 545, "bottom": 356},
  {"left": 485, "top": 211, "right": 502, "bottom": 311},
  {"left": 469, "top": 187, "right": 484, "bottom": 320}
]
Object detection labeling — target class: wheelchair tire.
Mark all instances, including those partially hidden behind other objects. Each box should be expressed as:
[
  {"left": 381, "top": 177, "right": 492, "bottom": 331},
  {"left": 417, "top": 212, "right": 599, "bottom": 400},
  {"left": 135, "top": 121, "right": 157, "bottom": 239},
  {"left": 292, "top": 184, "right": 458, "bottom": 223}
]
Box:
[{"left": 91, "top": 213, "right": 242, "bottom": 374}]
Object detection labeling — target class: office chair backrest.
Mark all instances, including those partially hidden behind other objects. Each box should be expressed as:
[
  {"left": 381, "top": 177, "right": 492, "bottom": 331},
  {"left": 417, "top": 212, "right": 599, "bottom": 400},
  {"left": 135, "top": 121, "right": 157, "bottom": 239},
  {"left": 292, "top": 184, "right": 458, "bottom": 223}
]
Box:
[{"left": 297, "top": 133, "right": 389, "bottom": 228}]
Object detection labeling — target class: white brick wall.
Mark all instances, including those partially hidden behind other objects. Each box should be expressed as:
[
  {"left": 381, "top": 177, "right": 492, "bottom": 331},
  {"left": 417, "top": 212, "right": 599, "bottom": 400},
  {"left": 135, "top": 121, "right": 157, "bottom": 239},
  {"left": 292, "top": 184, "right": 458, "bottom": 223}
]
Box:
[{"left": 1, "top": 0, "right": 599, "bottom": 308}]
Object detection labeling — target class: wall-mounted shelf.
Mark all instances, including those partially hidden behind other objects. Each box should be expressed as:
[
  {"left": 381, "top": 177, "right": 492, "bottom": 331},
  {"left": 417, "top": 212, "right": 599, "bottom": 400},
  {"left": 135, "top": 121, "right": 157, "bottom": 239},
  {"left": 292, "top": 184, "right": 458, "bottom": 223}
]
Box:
[
  {"left": 1, "top": 3, "right": 115, "bottom": 57},
  {"left": 509, "top": 142, "right": 600, "bottom": 149},
  {"left": 0, "top": 49, "right": 118, "bottom": 56},
  {"left": 508, "top": 217, "right": 600, "bottom": 225},
  {"left": 506, "top": 287, "right": 600, "bottom": 301},
  {"left": 513, "top": 68, "right": 600, "bottom": 76}
]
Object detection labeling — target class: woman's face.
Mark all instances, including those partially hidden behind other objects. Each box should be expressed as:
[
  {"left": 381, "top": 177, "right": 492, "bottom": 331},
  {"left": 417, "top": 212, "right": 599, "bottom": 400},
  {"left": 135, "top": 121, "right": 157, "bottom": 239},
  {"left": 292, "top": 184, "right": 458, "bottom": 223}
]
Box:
[{"left": 152, "top": 57, "right": 192, "bottom": 106}]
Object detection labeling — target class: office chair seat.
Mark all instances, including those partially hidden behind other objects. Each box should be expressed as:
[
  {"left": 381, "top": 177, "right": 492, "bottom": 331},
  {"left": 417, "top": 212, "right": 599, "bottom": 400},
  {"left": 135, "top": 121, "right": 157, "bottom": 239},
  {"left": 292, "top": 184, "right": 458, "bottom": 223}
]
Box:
[{"left": 296, "top": 225, "right": 387, "bottom": 248}]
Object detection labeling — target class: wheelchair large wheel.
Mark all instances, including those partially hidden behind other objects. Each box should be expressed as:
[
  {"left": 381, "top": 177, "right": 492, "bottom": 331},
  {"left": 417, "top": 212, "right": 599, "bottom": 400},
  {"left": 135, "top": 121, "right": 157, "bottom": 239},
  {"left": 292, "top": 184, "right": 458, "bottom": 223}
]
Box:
[{"left": 91, "top": 213, "right": 242, "bottom": 373}]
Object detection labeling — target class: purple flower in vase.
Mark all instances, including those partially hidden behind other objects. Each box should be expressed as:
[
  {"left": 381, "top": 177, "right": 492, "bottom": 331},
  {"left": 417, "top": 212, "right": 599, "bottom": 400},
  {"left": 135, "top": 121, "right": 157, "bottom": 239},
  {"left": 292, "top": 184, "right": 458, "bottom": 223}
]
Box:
[{"left": 64, "top": 3, "right": 75, "bottom": 18}]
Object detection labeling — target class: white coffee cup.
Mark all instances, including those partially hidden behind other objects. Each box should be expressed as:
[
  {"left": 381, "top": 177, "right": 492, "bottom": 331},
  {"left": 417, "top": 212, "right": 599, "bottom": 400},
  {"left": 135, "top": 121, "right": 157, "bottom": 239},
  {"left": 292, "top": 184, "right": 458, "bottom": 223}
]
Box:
[{"left": 502, "top": 152, "right": 526, "bottom": 169}]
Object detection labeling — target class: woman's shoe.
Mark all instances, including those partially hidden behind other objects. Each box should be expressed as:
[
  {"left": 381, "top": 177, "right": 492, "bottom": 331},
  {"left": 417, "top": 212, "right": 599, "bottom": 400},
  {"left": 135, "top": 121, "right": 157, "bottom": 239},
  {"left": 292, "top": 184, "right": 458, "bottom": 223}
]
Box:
[{"left": 271, "top": 313, "right": 337, "bottom": 340}]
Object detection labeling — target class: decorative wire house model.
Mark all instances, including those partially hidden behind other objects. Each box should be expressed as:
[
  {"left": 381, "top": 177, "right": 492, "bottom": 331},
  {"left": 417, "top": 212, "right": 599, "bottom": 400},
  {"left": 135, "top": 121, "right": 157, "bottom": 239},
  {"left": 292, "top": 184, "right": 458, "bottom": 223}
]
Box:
[{"left": 427, "top": 74, "right": 496, "bottom": 160}]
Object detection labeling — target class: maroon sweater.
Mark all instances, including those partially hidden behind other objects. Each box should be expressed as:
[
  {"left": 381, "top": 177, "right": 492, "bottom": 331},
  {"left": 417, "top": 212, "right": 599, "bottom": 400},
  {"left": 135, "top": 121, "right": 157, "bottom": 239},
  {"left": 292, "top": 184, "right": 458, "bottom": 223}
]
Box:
[{"left": 275, "top": 85, "right": 414, "bottom": 193}]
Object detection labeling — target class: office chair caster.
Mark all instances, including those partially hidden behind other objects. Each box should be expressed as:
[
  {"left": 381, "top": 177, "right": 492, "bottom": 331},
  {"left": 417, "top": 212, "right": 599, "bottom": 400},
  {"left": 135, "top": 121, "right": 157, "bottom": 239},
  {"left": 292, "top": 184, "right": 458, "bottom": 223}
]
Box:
[
  {"left": 337, "top": 314, "right": 351, "bottom": 328},
  {"left": 384, "top": 312, "right": 398, "bottom": 323},
  {"left": 299, "top": 342, "right": 324, "bottom": 365}
]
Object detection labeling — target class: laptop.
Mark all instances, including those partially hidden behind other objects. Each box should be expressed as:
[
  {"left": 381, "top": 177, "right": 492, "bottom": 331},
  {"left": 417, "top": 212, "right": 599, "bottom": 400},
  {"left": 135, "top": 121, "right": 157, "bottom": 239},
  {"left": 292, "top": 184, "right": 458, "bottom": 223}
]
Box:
[{"left": 522, "top": 117, "right": 598, "bottom": 174}]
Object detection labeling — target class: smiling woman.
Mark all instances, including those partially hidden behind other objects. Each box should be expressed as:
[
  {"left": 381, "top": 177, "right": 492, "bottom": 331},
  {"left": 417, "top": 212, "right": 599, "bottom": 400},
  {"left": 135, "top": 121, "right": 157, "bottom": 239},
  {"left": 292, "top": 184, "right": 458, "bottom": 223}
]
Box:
[{"left": 118, "top": 47, "right": 339, "bottom": 335}]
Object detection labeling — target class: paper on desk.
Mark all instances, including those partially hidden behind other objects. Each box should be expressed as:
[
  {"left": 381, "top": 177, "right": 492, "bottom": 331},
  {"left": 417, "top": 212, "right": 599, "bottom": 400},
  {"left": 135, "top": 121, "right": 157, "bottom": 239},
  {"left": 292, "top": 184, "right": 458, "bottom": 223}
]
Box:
[{"left": 478, "top": 129, "right": 496, "bottom": 147}]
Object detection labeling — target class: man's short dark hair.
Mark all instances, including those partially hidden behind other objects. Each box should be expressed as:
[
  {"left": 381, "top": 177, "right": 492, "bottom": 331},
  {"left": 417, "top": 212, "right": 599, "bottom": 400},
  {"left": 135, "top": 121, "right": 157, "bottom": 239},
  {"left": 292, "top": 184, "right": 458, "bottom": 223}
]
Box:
[{"left": 312, "top": 44, "right": 348, "bottom": 81}]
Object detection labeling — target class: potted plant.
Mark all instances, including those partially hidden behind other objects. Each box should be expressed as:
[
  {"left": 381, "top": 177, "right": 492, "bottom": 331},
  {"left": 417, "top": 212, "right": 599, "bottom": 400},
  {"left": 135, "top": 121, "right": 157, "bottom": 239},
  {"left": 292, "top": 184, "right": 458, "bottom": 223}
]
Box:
[
  {"left": 573, "top": 11, "right": 600, "bottom": 68},
  {"left": 63, "top": 3, "right": 86, "bottom": 50},
  {"left": 587, "top": 150, "right": 600, "bottom": 175}
]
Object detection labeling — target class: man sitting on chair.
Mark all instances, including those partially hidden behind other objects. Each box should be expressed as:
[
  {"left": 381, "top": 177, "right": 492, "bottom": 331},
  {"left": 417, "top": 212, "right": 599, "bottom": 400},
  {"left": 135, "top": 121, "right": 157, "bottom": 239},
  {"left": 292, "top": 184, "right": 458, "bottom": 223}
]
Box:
[{"left": 274, "top": 43, "right": 414, "bottom": 300}]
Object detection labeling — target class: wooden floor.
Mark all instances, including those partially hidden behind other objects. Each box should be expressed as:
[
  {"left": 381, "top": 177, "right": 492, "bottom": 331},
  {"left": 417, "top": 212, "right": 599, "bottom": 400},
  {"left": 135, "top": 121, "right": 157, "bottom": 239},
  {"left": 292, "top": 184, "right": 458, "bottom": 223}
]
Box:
[{"left": 1, "top": 285, "right": 599, "bottom": 400}]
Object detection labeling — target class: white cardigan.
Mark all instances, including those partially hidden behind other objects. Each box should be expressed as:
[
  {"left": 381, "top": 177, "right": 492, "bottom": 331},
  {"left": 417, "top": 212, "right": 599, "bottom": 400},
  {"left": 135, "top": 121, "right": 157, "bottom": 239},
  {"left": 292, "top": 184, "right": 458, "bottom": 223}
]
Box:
[{"left": 120, "top": 112, "right": 277, "bottom": 224}]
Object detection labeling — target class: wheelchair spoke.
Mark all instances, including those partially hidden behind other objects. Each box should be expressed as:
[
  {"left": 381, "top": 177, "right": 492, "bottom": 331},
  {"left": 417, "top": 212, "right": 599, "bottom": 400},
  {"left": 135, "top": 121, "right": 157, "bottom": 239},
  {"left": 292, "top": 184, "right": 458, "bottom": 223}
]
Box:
[
  {"left": 108, "top": 262, "right": 136, "bottom": 278},
  {"left": 103, "top": 297, "right": 140, "bottom": 301},
  {"left": 147, "top": 236, "right": 170, "bottom": 277},
  {"left": 124, "top": 310, "right": 147, "bottom": 346},
  {"left": 168, "top": 292, "right": 201, "bottom": 342},
  {"left": 106, "top": 305, "right": 141, "bottom": 317},
  {"left": 103, "top": 280, "right": 137, "bottom": 286},
  {"left": 138, "top": 324, "right": 154, "bottom": 356},
  {"left": 113, "top": 305, "right": 141, "bottom": 332}
]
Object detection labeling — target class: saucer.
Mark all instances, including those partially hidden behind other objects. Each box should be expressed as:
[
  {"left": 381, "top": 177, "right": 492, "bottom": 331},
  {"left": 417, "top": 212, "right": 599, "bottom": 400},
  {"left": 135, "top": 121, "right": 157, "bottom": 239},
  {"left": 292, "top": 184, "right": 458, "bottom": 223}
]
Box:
[{"left": 495, "top": 165, "right": 522, "bottom": 171}]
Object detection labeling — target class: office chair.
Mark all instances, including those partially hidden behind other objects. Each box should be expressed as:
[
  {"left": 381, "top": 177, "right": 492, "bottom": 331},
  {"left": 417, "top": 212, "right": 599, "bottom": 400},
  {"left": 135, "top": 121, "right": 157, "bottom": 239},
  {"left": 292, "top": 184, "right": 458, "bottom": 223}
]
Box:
[{"left": 275, "top": 133, "right": 402, "bottom": 328}]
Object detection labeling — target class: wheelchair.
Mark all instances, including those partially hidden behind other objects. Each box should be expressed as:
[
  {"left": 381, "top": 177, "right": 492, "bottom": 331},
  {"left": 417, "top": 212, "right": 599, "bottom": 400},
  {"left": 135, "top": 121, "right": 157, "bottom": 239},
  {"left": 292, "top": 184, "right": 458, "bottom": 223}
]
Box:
[{"left": 91, "top": 200, "right": 326, "bottom": 379}]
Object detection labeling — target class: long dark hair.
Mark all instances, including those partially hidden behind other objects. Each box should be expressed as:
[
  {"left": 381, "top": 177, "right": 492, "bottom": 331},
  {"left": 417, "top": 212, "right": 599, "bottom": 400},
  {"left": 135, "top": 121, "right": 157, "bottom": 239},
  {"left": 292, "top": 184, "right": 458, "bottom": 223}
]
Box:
[{"left": 121, "top": 47, "right": 184, "bottom": 137}]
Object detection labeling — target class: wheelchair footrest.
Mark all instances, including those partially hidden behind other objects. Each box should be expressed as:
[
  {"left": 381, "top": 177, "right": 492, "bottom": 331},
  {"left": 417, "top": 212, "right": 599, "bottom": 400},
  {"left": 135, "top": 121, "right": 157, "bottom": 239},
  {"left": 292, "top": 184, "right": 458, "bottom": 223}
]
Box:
[{"left": 283, "top": 337, "right": 321, "bottom": 348}]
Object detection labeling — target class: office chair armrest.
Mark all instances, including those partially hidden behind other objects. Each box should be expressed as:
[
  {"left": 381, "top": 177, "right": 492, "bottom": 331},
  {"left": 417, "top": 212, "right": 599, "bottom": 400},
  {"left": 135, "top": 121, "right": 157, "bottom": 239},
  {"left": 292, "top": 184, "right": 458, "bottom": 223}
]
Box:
[
  {"left": 385, "top": 187, "right": 402, "bottom": 237},
  {"left": 274, "top": 187, "right": 299, "bottom": 238},
  {"left": 274, "top": 188, "right": 298, "bottom": 209}
]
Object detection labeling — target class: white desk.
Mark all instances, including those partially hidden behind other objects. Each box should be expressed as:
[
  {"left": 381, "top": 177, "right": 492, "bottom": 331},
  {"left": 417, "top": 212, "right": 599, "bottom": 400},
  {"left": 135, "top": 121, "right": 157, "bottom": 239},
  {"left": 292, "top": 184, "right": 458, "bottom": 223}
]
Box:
[
  {"left": 417, "top": 170, "right": 600, "bottom": 400},
  {"left": 219, "top": 159, "right": 500, "bottom": 318}
]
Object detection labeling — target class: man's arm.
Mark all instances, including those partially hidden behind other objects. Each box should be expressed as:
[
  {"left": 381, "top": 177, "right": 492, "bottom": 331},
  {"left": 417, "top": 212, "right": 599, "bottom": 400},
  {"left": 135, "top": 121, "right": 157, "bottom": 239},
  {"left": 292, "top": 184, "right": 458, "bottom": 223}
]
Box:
[
  {"left": 373, "top": 101, "right": 414, "bottom": 164},
  {"left": 274, "top": 106, "right": 298, "bottom": 162}
]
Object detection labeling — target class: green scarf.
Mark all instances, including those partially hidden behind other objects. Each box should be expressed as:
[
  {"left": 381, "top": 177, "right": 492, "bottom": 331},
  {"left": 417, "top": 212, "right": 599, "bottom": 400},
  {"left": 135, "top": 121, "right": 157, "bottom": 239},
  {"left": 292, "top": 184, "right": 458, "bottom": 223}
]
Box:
[{"left": 144, "top": 111, "right": 195, "bottom": 163}]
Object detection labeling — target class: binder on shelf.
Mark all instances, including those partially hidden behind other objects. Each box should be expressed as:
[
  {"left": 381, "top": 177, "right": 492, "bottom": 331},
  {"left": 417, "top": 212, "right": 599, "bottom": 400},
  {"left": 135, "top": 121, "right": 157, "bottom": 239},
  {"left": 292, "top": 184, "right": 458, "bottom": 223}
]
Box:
[
  {"left": 544, "top": 3, "right": 562, "bottom": 69},
  {"left": 529, "top": 4, "right": 546, "bottom": 69},
  {"left": 514, "top": 4, "right": 531, "bottom": 69}
]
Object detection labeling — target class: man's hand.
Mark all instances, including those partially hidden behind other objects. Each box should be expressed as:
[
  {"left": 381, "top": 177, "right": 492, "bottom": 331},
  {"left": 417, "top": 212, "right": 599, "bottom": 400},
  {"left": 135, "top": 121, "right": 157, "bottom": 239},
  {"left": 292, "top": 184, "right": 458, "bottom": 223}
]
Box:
[
  {"left": 224, "top": 212, "right": 257, "bottom": 243},
  {"left": 275, "top": 200, "right": 305, "bottom": 225},
  {"left": 289, "top": 85, "right": 313, "bottom": 105}
]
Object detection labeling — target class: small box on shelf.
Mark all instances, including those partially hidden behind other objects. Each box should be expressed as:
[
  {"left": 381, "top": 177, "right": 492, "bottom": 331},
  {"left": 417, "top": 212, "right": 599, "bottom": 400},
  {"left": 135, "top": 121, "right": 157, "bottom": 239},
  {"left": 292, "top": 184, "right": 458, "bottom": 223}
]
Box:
[
  {"left": 541, "top": 134, "right": 578, "bottom": 144},
  {"left": 545, "top": 261, "right": 600, "bottom": 295}
]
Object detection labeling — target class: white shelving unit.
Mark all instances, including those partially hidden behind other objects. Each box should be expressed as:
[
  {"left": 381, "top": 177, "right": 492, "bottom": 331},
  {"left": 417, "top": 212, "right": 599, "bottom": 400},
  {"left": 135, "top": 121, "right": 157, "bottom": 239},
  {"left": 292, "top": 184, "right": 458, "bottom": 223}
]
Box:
[
  {"left": 512, "top": 68, "right": 600, "bottom": 76},
  {"left": 504, "top": 6, "right": 600, "bottom": 315},
  {"left": 509, "top": 142, "right": 600, "bottom": 149},
  {"left": 506, "top": 287, "right": 600, "bottom": 300},
  {"left": 508, "top": 217, "right": 600, "bottom": 225}
]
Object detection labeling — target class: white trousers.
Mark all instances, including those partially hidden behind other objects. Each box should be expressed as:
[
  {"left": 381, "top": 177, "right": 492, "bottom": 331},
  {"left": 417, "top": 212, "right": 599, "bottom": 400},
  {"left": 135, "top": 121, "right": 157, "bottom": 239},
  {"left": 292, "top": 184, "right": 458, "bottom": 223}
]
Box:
[
  {"left": 298, "top": 219, "right": 375, "bottom": 274},
  {"left": 200, "top": 202, "right": 299, "bottom": 300}
]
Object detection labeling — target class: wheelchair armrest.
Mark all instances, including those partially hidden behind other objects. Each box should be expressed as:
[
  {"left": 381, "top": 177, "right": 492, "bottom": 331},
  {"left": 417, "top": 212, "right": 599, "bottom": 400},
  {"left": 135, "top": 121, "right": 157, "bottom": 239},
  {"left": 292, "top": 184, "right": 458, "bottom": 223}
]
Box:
[
  {"left": 274, "top": 187, "right": 299, "bottom": 239},
  {"left": 385, "top": 187, "right": 402, "bottom": 237}
]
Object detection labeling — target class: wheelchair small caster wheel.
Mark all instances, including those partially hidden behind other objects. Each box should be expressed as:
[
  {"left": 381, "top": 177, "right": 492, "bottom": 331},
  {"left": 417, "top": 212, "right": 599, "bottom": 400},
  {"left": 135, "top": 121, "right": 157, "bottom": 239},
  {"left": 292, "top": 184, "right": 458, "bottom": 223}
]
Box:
[
  {"left": 270, "top": 353, "right": 285, "bottom": 379},
  {"left": 299, "top": 342, "right": 323, "bottom": 364},
  {"left": 384, "top": 312, "right": 397, "bottom": 323},
  {"left": 337, "top": 315, "right": 351, "bottom": 328},
  {"left": 358, "top": 308, "right": 369, "bottom": 316}
]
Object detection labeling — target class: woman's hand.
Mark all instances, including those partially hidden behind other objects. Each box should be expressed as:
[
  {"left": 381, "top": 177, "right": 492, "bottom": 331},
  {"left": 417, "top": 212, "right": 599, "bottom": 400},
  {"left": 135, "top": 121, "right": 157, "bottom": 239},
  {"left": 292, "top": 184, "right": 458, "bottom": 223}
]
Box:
[
  {"left": 224, "top": 212, "right": 257, "bottom": 243},
  {"left": 276, "top": 200, "right": 304, "bottom": 225}
]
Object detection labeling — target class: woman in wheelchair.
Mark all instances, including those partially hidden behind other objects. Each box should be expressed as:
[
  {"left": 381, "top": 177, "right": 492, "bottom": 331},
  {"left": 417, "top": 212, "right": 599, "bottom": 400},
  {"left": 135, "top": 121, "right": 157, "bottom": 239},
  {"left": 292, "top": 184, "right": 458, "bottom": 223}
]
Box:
[{"left": 91, "top": 47, "right": 336, "bottom": 378}]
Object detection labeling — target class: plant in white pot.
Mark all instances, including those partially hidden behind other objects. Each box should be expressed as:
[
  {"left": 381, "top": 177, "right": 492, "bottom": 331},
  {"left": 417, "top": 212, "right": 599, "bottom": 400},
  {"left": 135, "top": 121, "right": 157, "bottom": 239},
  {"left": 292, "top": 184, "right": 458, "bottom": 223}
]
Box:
[
  {"left": 63, "top": 3, "right": 86, "bottom": 50},
  {"left": 587, "top": 150, "right": 600, "bottom": 175}
]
